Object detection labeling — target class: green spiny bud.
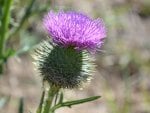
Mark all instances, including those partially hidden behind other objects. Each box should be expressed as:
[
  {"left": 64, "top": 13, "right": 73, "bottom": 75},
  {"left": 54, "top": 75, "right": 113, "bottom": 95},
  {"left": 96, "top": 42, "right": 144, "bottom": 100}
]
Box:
[{"left": 33, "top": 41, "right": 95, "bottom": 88}]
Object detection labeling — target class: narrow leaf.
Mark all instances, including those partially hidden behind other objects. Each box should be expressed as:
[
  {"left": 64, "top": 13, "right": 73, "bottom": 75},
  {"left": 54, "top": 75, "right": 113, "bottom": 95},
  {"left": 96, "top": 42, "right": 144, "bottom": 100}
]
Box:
[
  {"left": 51, "top": 95, "right": 101, "bottom": 111},
  {"left": 58, "top": 91, "right": 63, "bottom": 104},
  {"left": 61, "top": 96, "right": 101, "bottom": 107},
  {"left": 36, "top": 91, "right": 45, "bottom": 113},
  {"left": 18, "top": 97, "right": 24, "bottom": 113}
]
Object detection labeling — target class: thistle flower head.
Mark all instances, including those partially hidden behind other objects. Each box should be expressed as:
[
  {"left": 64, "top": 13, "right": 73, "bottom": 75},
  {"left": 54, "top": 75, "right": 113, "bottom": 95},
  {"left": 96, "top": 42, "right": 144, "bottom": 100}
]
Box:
[
  {"left": 33, "top": 11, "right": 106, "bottom": 88},
  {"left": 43, "top": 11, "right": 106, "bottom": 52}
]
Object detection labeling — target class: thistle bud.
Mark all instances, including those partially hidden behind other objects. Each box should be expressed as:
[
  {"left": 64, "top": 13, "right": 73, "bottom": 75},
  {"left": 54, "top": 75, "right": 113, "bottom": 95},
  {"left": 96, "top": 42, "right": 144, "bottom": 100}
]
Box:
[{"left": 33, "top": 41, "right": 95, "bottom": 88}]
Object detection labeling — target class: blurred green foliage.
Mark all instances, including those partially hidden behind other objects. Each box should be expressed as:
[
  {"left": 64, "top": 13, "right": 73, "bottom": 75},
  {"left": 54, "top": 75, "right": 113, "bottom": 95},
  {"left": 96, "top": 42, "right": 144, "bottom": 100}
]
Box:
[{"left": 0, "top": 0, "right": 51, "bottom": 74}]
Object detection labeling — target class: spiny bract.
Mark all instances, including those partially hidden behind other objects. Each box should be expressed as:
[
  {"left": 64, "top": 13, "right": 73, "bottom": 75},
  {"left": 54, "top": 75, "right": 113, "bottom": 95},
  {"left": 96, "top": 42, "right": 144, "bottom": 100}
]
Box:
[{"left": 33, "top": 41, "right": 95, "bottom": 88}]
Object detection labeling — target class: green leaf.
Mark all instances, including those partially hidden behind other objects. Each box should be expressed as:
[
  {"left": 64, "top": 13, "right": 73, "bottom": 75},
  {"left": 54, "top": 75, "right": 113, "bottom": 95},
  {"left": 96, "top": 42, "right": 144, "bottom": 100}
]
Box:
[
  {"left": 50, "top": 95, "right": 101, "bottom": 111},
  {"left": 4, "top": 48, "right": 16, "bottom": 58},
  {"left": 18, "top": 97, "right": 24, "bottom": 113},
  {"left": 61, "top": 96, "right": 101, "bottom": 107},
  {"left": 58, "top": 91, "right": 63, "bottom": 104},
  {"left": 36, "top": 91, "right": 45, "bottom": 113}
]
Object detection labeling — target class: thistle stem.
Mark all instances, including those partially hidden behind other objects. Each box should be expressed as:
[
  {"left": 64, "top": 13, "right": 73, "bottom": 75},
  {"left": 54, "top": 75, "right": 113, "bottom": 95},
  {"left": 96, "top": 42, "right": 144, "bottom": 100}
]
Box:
[
  {"left": 36, "top": 91, "right": 45, "bottom": 113},
  {"left": 0, "top": 0, "right": 13, "bottom": 74},
  {"left": 0, "top": 0, "right": 13, "bottom": 57},
  {"left": 0, "top": 64, "right": 3, "bottom": 75},
  {"left": 43, "top": 85, "right": 59, "bottom": 113}
]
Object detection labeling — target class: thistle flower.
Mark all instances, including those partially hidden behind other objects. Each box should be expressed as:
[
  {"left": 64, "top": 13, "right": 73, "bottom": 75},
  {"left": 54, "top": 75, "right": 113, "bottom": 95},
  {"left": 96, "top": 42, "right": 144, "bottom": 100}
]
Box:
[
  {"left": 33, "top": 11, "right": 106, "bottom": 88},
  {"left": 43, "top": 11, "right": 106, "bottom": 52}
]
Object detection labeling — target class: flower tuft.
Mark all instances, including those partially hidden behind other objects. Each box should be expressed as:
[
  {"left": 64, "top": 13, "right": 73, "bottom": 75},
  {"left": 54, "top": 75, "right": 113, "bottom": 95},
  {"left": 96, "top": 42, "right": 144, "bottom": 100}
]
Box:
[{"left": 43, "top": 11, "right": 106, "bottom": 52}]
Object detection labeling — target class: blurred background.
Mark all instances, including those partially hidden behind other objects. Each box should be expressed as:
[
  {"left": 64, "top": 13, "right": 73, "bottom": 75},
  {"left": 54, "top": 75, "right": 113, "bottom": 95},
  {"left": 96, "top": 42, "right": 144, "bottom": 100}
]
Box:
[{"left": 0, "top": 0, "right": 150, "bottom": 113}]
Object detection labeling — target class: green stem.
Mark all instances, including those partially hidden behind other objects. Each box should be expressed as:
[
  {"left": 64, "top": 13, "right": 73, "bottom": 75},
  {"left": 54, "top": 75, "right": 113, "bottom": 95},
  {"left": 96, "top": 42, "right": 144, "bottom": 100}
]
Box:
[
  {"left": 0, "top": 0, "right": 13, "bottom": 57},
  {"left": 0, "top": 64, "right": 3, "bottom": 74},
  {"left": 43, "top": 85, "right": 59, "bottom": 113},
  {"left": 18, "top": 97, "right": 24, "bottom": 113},
  {"left": 0, "top": 0, "right": 13, "bottom": 74},
  {"left": 36, "top": 91, "right": 45, "bottom": 113}
]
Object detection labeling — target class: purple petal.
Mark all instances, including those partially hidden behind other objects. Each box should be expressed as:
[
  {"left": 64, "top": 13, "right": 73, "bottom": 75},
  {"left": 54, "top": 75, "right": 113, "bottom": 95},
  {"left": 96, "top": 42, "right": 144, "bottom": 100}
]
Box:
[{"left": 43, "top": 11, "right": 107, "bottom": 52}]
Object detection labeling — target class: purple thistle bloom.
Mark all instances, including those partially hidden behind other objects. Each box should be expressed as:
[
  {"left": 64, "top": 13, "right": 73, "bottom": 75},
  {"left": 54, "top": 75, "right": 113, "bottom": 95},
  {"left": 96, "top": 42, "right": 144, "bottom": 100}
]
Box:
[{"left": 43, "top": 11, "right": 106, "bottom": 52}]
